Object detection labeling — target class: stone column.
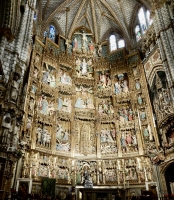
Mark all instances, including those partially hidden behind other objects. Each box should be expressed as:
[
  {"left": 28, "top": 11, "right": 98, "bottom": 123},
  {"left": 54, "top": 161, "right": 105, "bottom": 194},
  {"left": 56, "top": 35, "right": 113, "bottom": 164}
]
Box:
[{"left": 153, "top": 3, "right": 174, "bottom": 100}]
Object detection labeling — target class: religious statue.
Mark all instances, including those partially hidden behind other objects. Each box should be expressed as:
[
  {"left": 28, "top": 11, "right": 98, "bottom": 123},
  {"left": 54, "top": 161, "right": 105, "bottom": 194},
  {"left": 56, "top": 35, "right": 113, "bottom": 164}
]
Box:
[
  {"left": 31, "top": 85, "right": 37, "bottom": 94},
  {"left": 140, "top": 109, "right": 146, "bottom": 120},
  {"left": 34, "top": 54, "right": 40, "bottom": 65},
  {"left": 97, "top": 43, "right": 102, "bottom": 57},
  {"left": 81, "top": 58, "right": 88, "bottom": 76},
  {"left": 83, "top": 166, "right": 93, "bottom": 188},
  {"left": 135, "top": 80, "right": 141, "bottom": 90},
  {"left": 39, "top": 127, "right": 51, "bottom": 148},
  {"left": 126, "top": 132, "right": 133, "bottom": 145},
  {"left": 143, "top": 126, "right": 149, "bottom": 141},
  {"left": 148, "top": 147, "right": 165, "bottom": 164},
  {"left": 132, "top": 133, "right": 137, "bottom": 145},
  {"left": 60, "top": 72, "right": 72, "bottom": 85},
  {"left": 38, "top": 95, "right": 48, "bottom": 115},
  {"left": 26, "top": 118, "right": 32, "bottom": 137},
  {"left": 114, "top": 74, "right": 129, "bottom": 94},
  {"left": 50, "top": 74, "right": 56, "bottom": 87},
  {"left": 88, "top": 40, "right": 95, "bottom": 54},
  {"left": 36, "top": 126, "right": 42, "bottom": 145},
  {"left": 132, "top": 67, "right": 138, "bottom": 76},
  {"left": 138, "top": 94, "right": 143, "bottom": 105},
  {"left": 114, "top": 82, "right": 121, "bottom": 94},
  {"left": 48, "top": 100, "right": 55, "bottom": 116},
  {"left": 13, "top": 123, "right": 20, "bottom": 148},
  {"left": 75, "top": 97, "right": 85, "bottom": 109},
  {"left": 33, "top": 68, "right": 38, "bottom": 79},
  {"left": 72, "top": 37, "right": 78, "bottom": 51},
  {"left": 65, "top": 38, "right": 71, "bottom": 50},
  {"left": 1, "top": 113, "right": 12, "bottom": 144},
  {"left": 10, "top": 73, "right": 20, "bottom": 101},
  {"left": 86, "top": 97, "right": 95, "bottom": 109},
  {"left": 29, "top": 98, "right": 35, "bottom": 113}
]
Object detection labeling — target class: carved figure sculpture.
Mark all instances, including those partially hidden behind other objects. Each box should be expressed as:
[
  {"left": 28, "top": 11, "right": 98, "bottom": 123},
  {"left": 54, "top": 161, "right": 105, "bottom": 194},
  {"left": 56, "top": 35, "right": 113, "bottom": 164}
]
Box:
[
  {"left": 13, "top": 124, "right": 20, "bottom": 148},
  {"left": 33, "top": 68, "right": 38, "bottom": 78},
  {"left": 11, "top": 74, "right": 20, "bottom": 101},
  {"left": 135, "top": 80, "right": 141, "bottom": 90},
  {"left": 83, "top": 166, "right": 93, "bottom": 188},
  {"left": 143, "top": 127, "right": 149, "bottom": 141},
  {"left": 73, "top": 37, "right": 78, "bottom": 51},
  {"left": 38, "top": 95, "right": 48, "bottom": 115},
  {"left": 114, "top": 82, "right": 121, "bottom": 94},
  {"left": 138, "top": 94, "right": 143, "bottom": 105}
]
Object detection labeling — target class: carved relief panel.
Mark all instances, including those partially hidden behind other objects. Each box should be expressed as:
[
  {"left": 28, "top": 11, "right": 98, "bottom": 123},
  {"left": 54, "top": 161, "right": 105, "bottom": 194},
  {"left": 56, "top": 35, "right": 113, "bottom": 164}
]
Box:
[{"left": 74, "top": 121, "right": 96, "bottom": 156}]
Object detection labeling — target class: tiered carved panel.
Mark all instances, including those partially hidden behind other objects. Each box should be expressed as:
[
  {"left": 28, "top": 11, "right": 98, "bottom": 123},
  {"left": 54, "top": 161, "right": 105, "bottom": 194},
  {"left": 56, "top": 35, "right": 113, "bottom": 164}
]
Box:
[{"left": 21, "top": 33, "right": 160, "bottom": 187}]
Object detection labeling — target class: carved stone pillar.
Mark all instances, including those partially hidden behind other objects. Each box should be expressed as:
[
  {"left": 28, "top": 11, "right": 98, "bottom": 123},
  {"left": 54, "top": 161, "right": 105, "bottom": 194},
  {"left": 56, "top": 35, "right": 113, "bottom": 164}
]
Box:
[{"left": 153, "top": 2, "right": 174, "bottom": 90}]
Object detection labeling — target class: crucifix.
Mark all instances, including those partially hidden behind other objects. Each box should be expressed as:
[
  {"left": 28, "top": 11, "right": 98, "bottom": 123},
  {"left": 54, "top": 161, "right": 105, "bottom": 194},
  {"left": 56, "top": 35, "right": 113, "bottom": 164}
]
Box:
[{"left": 74, "top": 30, "right": 93, "bottom": 48}]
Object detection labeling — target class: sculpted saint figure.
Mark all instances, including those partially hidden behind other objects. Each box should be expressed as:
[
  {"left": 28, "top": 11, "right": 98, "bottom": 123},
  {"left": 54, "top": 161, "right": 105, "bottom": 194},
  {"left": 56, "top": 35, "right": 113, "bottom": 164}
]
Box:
[{"left": 11, "top": 74, "right": 20, "bottom": 101}]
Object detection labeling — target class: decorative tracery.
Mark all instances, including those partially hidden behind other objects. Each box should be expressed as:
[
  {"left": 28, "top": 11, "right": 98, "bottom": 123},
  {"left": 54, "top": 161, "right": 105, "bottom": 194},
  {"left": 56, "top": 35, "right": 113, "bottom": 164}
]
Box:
[
  {"left": 135, "top": 7, "right": 153, "bottom": 41},
  {"left": 109, "top": 34, "right": 125, "bottom": 52}
]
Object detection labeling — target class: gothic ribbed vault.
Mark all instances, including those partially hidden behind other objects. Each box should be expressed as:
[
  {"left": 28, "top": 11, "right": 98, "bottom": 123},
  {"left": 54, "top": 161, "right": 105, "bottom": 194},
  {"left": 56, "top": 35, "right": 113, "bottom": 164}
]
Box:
[{"left": 38, "top": 0, "right": 152, "bottom": 48}]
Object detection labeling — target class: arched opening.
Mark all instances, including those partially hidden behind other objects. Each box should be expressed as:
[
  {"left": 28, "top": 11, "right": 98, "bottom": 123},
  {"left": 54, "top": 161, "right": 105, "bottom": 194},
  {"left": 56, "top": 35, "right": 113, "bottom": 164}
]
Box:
[
  {"left": 165, "top": 163, "right": 174, "bottom": 195},
  {"left": 118, "top": 39, "right": 125, "bottom": 48},
  {"left": 166, "top": 127, "right": 174, "bottom": 145},
  {"left": 135, "top": 7, "right": 153, "bottom": 41},
  {"left": 109, "top": 34, "right": 117, "bottom": 52}
]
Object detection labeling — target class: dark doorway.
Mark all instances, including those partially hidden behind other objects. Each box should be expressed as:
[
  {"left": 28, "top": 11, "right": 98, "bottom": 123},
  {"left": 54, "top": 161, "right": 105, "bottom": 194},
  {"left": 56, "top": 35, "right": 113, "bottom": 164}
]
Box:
[{"left": 165, "top": 162, "right": 174, "bottom": 195}]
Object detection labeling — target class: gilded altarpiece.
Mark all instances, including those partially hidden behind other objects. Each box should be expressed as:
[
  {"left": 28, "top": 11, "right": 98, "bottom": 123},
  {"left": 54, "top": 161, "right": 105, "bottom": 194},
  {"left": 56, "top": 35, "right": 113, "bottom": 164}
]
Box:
[{"left": 20, "top": 33, "right": 160, "bottom": 193}]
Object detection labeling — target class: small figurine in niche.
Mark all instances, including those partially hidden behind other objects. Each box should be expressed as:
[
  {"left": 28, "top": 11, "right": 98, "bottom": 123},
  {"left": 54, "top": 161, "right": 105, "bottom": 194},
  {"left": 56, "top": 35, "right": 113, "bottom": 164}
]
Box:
[
  {"left": 31, "top": 85, "right": 37, "bottom": 94},
  {"left": 114, "top": 82, "right": 121, "bottom": 94},
  {"left": 36, "top": 126, "right": 42, "bottom": 145},
  {"left": 42, "top": 69, "right": 50, "bottom": 84},
  {"left": 33, "top": 68, "right": 38, "bottom": 79},
  {"left": 128, "top": 108, "right": 134, "bottom": 121},
  {"left": 72, "top": 37, "right": 78, "bottom": 51},
  {"left": 88, "top": 40, "right": 95, "bottom": 54},
  {"left": 81, "top": 58, "right": 88, "bottom": 76},
  {"left": 75, "top": 97, "right": 85, "bottom": 109},
  {"left": 140, "top": 109, "right": 146, "bottom": 120},
  {"left": 76, "top": 58, "right": 81, "bottom": 76},
  {"left": 135, "top": 80, "right": 141, "bottom": 90},
  {"left": 132, "top": 66, "right": 138, "bottom": 76},
  {"left": 86, "top": 97, "right": 95, "bottom": 109},
  {"left": 132, "top": 133, "right": 137, "bottom": 145},
  {"left": 120, "top": 134, "right": 125, "bottom": 145},
  {"left": 58, "top": 97, "right": 63, "bottom": 110},
  {"left": 26, "top": 117, "right": 32, "bottom": 135},
  {"left": 48, "top": 100, "right": 55, "bottom": 116},
  {"left": 97, "top": 43, "right": 102, "bottom": 57},
  {"left": 99, "top": 72, "right": 107, "bottom": 88},
  {"left": 143, "top": 126, "right": 149, "bottom": 141},
  {"left": 61, "top": 72, "right": 72, "bottom": 85},
  {"left": 65, "top": 38, "right": 71, "bottom": 50},
  {"left": 29, "top": 98, "right": 35, "bottom": 114},
  {"left": 50, "top": 74, "right": 56, "bottom": 87},
  {"left": 34, "top": 54, "right": 40, "bottom": 65},
  {"left": 13, "top": 123, "right": 20, "bottom": 148},
  {"left": 126, "top": 132, "right": 132, "bottom": 144},
  {"left": 10, "top": 73, "right": 20, "bottom": 101},
  {"left": 106, "top": 76, "right": 112, "bottom": 87},
  {"left": 138, "top": 94, "right": 143, "bottom": 105},
  {"left": 122, "top": 79, "right": 129, "bottom": 93},
  {"left": 38, "top": 95, "right": 48, "bottom": 115}
]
